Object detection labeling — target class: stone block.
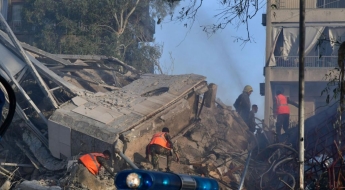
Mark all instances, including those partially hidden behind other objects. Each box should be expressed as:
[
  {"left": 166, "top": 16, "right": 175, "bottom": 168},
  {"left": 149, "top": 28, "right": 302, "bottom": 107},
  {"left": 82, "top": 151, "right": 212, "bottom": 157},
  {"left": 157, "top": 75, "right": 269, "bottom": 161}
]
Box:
[{"left": 204, "top": 83, "right": 218, "bottom": 108}]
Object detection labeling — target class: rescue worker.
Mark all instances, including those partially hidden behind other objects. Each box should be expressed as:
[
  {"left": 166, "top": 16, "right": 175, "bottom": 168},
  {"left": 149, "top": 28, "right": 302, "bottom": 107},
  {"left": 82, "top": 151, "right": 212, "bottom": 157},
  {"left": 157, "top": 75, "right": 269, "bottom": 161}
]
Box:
[
  {"left": 78, "top": 150, "right": 115, "bottom": 177},
  {"left": 234, "top": 85, "right": 253, "bottom": 124},
  {"left": 248, "top": 104, "right": 258, "bottom": 133},
  {"left": 145, "top": 127, "right": 179, "bottom": 172},
  {"left": 274, "top": 90, "right": 297, "bottom": 136}
]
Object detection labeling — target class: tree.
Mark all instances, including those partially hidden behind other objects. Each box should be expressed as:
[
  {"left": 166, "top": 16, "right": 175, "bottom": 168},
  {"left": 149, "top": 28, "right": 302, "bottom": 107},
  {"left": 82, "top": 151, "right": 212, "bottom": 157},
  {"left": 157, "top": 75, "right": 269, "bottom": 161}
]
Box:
[
  {"left": 21, "top": 0, "right": 175, "bottom": 72},
  {"left": 168, "top": 0, "right": 266, "bottom": 42}
]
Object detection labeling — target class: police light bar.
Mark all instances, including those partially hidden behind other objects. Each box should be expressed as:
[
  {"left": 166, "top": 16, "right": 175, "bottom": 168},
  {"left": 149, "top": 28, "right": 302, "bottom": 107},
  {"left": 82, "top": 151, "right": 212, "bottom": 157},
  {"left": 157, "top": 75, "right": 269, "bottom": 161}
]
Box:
[{"left": 114, "top": 169, "right": 219, "bottom": 190}]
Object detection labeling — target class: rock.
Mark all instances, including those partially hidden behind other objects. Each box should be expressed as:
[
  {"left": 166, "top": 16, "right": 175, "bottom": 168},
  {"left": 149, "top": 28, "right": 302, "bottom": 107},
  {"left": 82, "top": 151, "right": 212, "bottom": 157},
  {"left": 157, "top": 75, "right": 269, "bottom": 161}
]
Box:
[
  {"left": 217, "top": 166, "right": 229, "bottom": 176},
  {"left": 221, "top": 176, "right": 231, "bottom": 184},
  {"left": 140, "top": 162, "right": 153, "bottom": 170},
  {"left": 209, "top": 171, "right": 220, "bottom": 179},
  {"left": 15, "top": 180, "right": 61, "bottom": 190},
  {"left": 207, "top": 154, "right": 217, "bottom": 161},
  {"left": 190, "top": 131, "right": 203, "bottom": 142}
]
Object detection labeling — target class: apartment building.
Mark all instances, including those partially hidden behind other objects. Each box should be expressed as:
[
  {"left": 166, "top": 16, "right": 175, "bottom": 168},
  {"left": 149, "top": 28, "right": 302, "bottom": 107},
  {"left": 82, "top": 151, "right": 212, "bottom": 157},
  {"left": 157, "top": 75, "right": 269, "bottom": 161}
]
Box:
[{"left": 262, "top": 0, "right": 345, "bottom": 128}]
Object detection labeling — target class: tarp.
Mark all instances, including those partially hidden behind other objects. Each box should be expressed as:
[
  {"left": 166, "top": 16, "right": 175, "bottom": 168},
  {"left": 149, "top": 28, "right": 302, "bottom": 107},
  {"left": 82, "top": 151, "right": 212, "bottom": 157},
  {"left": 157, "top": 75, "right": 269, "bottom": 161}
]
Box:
[{"left": 281, "top": 27, "right": 325, "bottom": 57}]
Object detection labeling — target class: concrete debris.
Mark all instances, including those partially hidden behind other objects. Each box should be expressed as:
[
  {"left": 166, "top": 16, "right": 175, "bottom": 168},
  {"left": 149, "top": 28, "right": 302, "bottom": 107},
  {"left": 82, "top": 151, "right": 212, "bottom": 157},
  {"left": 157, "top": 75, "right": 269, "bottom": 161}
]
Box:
[
  {"left": 0, "top": 28, "right": 273, "bottom": 189},
  {"left": 0, "top": 180, "right": 11, "bottom": 190},
  {"left": 22, "top": 131, "right": 66, "bottom": 171},
  {"left": 15, "top": 180, "right": 61, "bottom": 190}
]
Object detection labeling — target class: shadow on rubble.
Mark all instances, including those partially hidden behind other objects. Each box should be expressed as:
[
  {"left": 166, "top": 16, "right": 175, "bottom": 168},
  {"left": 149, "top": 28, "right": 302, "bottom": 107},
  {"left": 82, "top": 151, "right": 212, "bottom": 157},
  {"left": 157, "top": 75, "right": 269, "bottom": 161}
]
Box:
[{"left": 133, "top": 152, "right": 146, "bottom": 164}]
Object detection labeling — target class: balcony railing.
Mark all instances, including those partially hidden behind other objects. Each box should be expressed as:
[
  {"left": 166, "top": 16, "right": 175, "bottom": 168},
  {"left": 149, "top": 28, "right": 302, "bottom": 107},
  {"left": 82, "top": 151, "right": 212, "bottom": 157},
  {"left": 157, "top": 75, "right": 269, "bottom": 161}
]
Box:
[
  {"left": 274, "top": 56, "right": 338, "bottom": 67},
  {"left": 276, "top": 0, "right": 345, "bottom": 9},
  {"left": 11, "top": 19, "right": 22, "bottom": 33}
]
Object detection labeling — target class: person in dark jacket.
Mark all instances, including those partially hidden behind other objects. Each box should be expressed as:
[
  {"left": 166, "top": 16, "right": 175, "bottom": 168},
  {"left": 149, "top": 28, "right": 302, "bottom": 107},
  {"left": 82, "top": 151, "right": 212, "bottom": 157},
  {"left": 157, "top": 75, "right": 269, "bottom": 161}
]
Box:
[
  {"left": 234, "top": 85, "right": 253, "bottom": 124},
  {"left": 248, "top": 104, "right": 258, "bottom": 133}
]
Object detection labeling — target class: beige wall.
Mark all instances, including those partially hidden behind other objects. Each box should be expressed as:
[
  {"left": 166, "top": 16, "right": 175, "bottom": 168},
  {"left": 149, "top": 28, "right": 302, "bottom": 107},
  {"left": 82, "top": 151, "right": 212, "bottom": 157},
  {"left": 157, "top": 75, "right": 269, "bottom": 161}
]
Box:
[{"left": 271, "top": 8, "right": 345, "bottom": 24}]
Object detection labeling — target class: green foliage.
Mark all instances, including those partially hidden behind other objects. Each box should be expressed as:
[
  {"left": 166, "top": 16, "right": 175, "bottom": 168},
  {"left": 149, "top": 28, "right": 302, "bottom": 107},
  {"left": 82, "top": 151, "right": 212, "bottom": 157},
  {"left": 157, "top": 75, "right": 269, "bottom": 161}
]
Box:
[
  {"left": 21, "top": 0, "right": 174, "bottom": 72},
  {"left": 321, "top": 68, "right": 340, "bottom": 104}
]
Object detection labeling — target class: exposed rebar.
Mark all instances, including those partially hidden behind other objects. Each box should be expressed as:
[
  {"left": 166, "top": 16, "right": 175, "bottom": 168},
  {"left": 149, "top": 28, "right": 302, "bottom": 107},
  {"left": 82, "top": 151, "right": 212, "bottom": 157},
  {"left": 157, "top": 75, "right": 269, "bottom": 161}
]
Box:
[{"left": 238, "top": 150, "right": 252, "bottom": 190}]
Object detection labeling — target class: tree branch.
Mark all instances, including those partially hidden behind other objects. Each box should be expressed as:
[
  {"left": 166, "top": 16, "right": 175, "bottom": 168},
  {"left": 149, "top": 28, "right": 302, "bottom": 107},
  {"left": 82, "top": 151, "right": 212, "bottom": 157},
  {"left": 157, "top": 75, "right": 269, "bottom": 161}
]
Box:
[
  {"left": 122, "top": 0, "right": 140, "bottom": 34},
  {"left": 97, "top": 24, "right": 119, "bottom": 35}
]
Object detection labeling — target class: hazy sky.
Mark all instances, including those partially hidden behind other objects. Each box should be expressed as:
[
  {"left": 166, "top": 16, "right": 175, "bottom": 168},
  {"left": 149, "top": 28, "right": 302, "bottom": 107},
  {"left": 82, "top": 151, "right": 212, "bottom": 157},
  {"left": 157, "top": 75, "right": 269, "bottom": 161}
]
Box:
[{"left": 155, "top": 1, "right": 266, "bottom": 118}]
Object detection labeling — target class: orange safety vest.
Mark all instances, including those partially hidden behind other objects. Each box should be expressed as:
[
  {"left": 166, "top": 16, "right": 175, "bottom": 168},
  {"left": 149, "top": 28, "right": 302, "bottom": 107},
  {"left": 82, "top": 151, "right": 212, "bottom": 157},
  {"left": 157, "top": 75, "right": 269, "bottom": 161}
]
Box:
[
  {"left": 149, "top": 132, "right": 171, "bottom": 150},
  {"left": 275, "top": 94, "right": 290, "bottom": 114},
  {"left": 79, "top": 153, "right": 105, "bottom": 175}
]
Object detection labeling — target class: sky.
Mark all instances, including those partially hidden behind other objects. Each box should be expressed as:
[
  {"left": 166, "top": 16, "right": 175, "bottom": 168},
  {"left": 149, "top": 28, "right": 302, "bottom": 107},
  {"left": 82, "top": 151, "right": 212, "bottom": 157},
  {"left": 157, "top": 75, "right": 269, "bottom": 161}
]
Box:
[{"left": 155, "top": 1, "right": 266, "bottom": 119}]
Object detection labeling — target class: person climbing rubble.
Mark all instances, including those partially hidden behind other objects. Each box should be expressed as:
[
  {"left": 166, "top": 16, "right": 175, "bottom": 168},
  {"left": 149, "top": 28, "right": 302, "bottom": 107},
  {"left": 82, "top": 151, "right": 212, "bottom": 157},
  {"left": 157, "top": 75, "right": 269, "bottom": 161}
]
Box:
[
  {"left": 78, "top": 150, "right": 115, "bottom": 177},
  {"left": 145, "top": 127, "right": 179, "bottom": 172},
  {"left": 234, "top": 85, "right": 253, "bottom": 125},
  {"left": 248, "top": 104, "right": 258, "bottom": 133}
]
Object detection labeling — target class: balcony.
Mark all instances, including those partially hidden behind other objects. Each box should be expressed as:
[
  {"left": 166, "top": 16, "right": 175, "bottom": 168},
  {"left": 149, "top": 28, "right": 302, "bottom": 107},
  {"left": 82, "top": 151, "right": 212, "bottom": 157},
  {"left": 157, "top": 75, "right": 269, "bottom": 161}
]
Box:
[
  {"left": 11, "top": 19, "right": 22, "bottom": 33},
  {"left": 276, "top": 0, "right": 345, "bottom": 9},
  {"left": 274, "top": 56, "right": 338, "bottom": 67}
]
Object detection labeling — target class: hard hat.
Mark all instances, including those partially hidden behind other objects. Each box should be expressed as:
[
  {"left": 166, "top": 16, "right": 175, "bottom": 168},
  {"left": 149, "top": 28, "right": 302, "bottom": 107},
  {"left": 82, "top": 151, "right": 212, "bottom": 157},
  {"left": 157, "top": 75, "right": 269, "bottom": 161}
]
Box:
[{"left": 243, "top": 85, "right": 253, "bottom": 93}]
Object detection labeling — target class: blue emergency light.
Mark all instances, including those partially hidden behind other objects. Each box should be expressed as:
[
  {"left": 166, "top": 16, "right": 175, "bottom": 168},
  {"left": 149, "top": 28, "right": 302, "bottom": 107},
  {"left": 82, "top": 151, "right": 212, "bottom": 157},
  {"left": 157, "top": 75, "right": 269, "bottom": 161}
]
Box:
[{"left": 114, "top": 169, "right": 219, "bottom": 190}]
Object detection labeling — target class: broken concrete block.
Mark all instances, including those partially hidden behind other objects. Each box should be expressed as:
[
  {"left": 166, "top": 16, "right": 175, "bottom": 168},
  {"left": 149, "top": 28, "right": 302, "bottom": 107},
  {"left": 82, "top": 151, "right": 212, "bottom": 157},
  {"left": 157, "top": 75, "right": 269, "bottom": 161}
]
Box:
[
  {"left": 209, "top": 171, "right": 220, "bottom": 179},
  {"left": 0, "top": 180, "right": 11, "bottom": 190},
  {"left": 15, "top": 180, "right": 61, "bottom": 190},
  {"left": 139, "top": 162, "right": 153, "bottom": 170},
  {"left": 217, "top": 166, "right": 229, "bottom": 176},
  {"left": 207, "top": 154, "right": 217, "bottom": 161},
  {"left": 221, "top": 176, "right": 231, "bottom": 184},
  {"left": 204, "top": 83, "right": 218, "bottom": 108},
  {"left": 190, "top": 131, "right": 203, "bottom": 142}
]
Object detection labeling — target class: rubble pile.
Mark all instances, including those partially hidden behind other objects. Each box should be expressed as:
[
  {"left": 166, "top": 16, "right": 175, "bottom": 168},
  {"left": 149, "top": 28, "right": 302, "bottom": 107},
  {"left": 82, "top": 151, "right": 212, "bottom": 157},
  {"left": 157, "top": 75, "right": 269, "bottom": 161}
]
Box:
[
  {"left": 133, "top": 104, "right": 252, "bottom": 189},
  {"left": 176, "top": 105, "right": 251, "bottom": 186},
  {"left": 0, "top": 28, "right": 261, "bottom": 189}
]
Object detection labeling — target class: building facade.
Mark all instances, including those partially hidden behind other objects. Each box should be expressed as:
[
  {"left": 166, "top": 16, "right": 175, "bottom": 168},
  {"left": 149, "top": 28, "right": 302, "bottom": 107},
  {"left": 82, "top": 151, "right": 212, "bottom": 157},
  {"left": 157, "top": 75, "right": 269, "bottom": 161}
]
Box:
[{"left": 262, "top": 0, "right": 345, "bottom": 129}]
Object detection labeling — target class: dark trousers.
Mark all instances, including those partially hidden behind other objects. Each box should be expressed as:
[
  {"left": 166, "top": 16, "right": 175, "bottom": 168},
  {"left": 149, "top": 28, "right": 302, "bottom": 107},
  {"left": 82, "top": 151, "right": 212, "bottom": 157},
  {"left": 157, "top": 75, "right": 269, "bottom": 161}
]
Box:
[
  {"left": 147, "top": 144, "right": 172, "bottom": 170},
  {"left": 276, "top": 114, "right": 290, "bottom": 135}
]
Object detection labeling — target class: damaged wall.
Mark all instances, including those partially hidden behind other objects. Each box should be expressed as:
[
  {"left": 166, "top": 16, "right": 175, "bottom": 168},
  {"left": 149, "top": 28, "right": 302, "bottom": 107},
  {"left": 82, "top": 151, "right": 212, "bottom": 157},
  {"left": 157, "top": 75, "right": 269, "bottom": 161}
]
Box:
[{"left": 48, "top": 74, "right": 207, "bottom": 160}]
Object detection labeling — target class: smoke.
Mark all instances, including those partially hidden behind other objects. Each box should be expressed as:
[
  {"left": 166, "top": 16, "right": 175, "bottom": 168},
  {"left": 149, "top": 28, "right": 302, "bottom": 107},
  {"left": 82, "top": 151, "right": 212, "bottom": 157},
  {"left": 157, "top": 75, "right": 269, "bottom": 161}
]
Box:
[{"left": 156, "top": 0, "right": 265, "bottom": 118}]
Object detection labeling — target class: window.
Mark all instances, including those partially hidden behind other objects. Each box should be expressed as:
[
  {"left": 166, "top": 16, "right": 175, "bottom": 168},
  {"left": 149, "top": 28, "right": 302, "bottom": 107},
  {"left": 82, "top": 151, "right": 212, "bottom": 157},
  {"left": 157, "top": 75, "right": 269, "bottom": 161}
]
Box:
[{"left": 317, "top": 0, "right": 345, "bottom": 8}]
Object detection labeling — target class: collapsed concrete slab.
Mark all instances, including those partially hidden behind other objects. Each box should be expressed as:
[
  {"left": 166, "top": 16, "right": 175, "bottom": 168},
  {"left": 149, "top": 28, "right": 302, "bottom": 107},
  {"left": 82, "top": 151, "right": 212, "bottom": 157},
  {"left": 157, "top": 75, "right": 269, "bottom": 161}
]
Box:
[{"left": 48, "top": 74, "right": 207, "bottom": 159}]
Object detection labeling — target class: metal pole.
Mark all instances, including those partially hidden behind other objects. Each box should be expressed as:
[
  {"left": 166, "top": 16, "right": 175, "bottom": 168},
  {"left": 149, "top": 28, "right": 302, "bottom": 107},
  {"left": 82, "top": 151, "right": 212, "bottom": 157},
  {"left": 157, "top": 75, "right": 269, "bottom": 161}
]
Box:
[
  {"left": 238, "top": 150, "right": 252, "bottom": 190},
  {"left": 298, "top": 0, "right": 306, "bottom": 189},
  {"left": 114, "top": 139, "right": 139, "bottom": 169},
  {"left": 264, "top": 0, "right": 272, "bottom": 128},
  {"left": 117, "top": 151, "right": 139, "bottom": 169},
  {"left": 0, "top": 13, "right": 58, "bottom": 108}
]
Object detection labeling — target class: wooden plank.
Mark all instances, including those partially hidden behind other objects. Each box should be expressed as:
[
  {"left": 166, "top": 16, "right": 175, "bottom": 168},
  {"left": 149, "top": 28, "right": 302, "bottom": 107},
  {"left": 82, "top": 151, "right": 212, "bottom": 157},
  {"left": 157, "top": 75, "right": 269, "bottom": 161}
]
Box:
[
  {"left": 1, "top": 163, "right": 34, "bottom": 167},
  {"left": 21, "top": 42, "right": 72, "bottom": 65},
  {"left": 54, "top": 54, "right": 106, "bottom": 60},
  {"left": 49, "top": 65, "right": 115, "bottom": 71},
  {"left": 27, "top": 54, "right": 82, "bottom": 94}
]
